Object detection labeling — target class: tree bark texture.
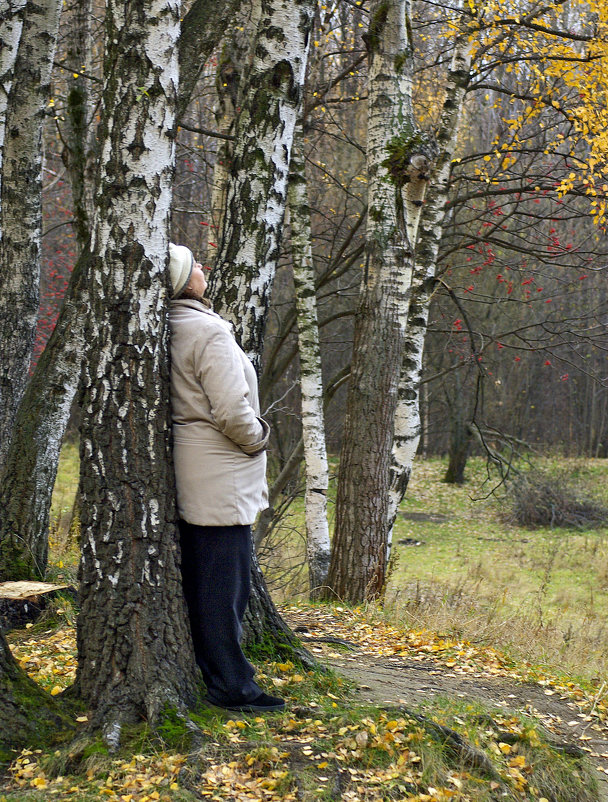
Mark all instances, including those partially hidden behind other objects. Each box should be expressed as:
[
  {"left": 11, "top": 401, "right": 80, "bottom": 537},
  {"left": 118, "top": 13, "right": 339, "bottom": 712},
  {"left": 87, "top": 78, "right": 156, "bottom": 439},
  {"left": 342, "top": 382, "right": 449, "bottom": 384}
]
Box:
[
  {"left": 0, "top": 0, "right": 62, "bottom": 475},
  {"left": 325, "top": 0, "right": 416, "bottom": 603},
  {"left": 203, "top": 0, "right": 316, "bottom": 657},
  {"left": 207, "top": 0, "right": 316, "bottom": 370},
  {"left": 61, "top": 0, "right": 95, "bottom": 248},
  {"left": 0, "top": 0, "right": 235, "bottom": 584},
  {"left": 288, "top": 123, "right": 331, "bottom": 600},
  {"left": 75, "top": 0, "right": 198, "bottom": 733},
  {"left": 206, "top": 30, "right": 244, "bottom": 263},
  {"left": 243, "top": 548, "right": 316, "bottom": 668},
  {"left": 176, "top": 0, "right": 244, "bottom": 121},
  {"left": 0, "top": 0, "right": 27, "bottom": 192},
  {"left": 0, "top": 251, "right": 90, "bottom": 581},
  {"left": 386, "top": 21, "right": 472, "bottom": 540}
]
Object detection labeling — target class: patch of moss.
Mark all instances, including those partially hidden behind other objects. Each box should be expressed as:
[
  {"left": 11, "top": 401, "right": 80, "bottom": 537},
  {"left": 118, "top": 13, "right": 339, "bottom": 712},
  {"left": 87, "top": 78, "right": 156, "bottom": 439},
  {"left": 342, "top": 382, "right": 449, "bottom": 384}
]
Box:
[{"left": 381, "top": 128, "right": 436, "bottom": 187}]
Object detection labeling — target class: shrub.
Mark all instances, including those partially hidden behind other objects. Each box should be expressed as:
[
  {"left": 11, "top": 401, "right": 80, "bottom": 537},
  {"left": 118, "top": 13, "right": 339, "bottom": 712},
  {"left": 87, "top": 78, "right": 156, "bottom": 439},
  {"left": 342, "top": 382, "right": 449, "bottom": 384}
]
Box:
[{"left": 505, "top": 470, "right": 608, "bottom": 529}]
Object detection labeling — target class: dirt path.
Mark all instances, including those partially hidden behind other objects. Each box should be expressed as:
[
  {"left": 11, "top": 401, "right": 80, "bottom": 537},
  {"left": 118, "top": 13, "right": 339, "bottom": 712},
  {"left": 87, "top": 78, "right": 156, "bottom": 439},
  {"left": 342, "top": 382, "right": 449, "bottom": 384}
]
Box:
[{"left": 284, "top": 610, "right": 608, "bottom": 800}]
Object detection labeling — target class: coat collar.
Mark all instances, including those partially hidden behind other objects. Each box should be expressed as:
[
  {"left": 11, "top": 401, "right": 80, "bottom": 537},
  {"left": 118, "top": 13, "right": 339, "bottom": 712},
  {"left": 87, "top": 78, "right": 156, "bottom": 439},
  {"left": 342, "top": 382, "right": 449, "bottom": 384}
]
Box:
[
  {"left": 171, "top": 297, "right": 214, "bottom": 314},
  {"left": 170, "top": 297, "right": 234, "bottom": 333}
]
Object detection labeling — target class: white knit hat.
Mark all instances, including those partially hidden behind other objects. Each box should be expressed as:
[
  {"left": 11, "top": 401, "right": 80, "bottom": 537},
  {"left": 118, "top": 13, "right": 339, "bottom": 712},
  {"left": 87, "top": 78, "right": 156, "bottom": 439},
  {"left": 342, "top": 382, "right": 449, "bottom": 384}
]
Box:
[{"left": 168, "top": 243, "right": 194, "bottom": 298}]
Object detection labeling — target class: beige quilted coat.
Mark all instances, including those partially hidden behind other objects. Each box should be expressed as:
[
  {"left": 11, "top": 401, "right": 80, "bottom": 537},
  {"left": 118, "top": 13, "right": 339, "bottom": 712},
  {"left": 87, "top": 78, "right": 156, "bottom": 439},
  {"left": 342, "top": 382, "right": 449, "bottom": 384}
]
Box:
[{"left": 169, "top": 299, "right": 269, "bottom": 526}]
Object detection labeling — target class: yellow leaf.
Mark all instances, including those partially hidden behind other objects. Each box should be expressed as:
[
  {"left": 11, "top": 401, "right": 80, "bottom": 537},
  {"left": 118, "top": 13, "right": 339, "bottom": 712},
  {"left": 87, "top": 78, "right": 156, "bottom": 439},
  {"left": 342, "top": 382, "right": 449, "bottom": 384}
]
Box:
[
  {"left": 76, "top": 715, "right": 88, "bottom": 723},
  {"left": 498, "top": 742, "right": 511, "bottom": 754},
  {"left": 50, "top": 686, "right": 62, "bottom": 696},
  {"left": 32, "top": 777, "right": 47, "bottom": 787}
]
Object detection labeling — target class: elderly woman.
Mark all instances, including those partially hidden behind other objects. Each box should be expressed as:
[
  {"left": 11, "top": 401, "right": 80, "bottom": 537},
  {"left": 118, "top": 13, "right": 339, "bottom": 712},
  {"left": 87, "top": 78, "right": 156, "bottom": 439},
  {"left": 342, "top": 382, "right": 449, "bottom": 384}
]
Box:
[{"left": 168, "top": 243, "right": 284, "bottom": 713}]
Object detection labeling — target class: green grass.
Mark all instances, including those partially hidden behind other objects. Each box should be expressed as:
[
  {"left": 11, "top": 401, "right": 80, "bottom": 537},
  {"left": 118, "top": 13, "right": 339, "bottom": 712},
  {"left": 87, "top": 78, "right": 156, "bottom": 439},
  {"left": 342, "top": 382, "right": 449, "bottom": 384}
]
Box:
[
  {"left": 47, "top": 442, "right": 608, "bottom": 681},
  {"left": 385, "top": 458, "right": 608, "bottom": 680},
  {"left": 262, "top": 456, "right": 608, "bottom": 682}
]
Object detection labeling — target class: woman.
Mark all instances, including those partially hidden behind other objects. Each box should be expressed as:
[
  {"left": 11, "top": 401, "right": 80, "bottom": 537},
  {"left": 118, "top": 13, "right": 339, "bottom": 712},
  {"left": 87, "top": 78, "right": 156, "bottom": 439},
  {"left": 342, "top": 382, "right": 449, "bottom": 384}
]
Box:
[{"left": 168, "top": 243, "right": 285, "bottom": 713}]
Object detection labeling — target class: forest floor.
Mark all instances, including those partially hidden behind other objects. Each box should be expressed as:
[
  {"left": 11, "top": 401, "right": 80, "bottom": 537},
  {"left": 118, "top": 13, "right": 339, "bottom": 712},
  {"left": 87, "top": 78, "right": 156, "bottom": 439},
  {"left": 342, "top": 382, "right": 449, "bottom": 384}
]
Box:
[
  {"left": 284, "top": 604, "right": 608, "bottom": 800},
  {"left": 2, "top": 446, "right": 606, "bottom": 800},
  {"left": 2, "top": 601, "right": 607, "bottom": 802}
]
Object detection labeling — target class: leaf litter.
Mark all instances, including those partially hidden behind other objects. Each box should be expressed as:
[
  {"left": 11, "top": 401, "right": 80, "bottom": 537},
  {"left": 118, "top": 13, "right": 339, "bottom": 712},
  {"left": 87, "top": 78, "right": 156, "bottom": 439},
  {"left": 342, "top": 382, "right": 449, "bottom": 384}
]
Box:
[{"left": 2, "top": 604, "right": 605, "bottom": 801}]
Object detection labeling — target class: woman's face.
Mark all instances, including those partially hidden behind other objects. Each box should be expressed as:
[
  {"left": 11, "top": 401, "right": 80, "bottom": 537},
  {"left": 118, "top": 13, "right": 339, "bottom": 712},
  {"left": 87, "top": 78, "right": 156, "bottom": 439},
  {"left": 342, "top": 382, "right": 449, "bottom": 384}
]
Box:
[{"left": 186, "top": 259, "right": 208, "bottom": 299}]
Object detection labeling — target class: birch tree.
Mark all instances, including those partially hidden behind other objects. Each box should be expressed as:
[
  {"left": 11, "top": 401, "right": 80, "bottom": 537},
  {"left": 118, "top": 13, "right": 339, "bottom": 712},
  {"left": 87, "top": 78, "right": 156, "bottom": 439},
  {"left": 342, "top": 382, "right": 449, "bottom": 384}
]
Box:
[
  {"left": 208, "top": 0, "right": 316, "bottom": 368},
  {"left": 325, "top": 0, "right": 431, "bottom": 602},
  {"left": 386, "top": 14, "right": 472, "bottom": 543},
  {"left": 0, "top": 0, "right": 26, "bottom": 187},
  {"left": 73, "top": 0, "right": 198, "bottom": 735},
  {"left": 288, "top": 122, "right": 330, "bottom": 598},
  {"left": 0, "top": 0, "right": 62, "bottom": 474},
  {"left": 0, "top": 0, "right": 240, "bottom": 582},
  {"left": 61, "top": 0, "right": 95, "bottom": 248}
]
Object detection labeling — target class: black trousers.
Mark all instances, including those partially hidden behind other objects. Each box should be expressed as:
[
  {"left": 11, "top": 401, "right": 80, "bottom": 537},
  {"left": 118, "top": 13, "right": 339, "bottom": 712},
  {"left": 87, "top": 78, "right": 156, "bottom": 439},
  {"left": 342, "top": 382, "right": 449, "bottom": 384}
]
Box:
[{"left": 179, "top": 520, "right": 261, "bottom": 705}]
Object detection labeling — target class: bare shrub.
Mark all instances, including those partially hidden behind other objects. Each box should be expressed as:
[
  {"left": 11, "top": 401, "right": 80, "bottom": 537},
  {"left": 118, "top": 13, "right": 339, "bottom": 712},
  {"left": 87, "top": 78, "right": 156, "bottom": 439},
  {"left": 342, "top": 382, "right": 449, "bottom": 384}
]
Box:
[{"left": 505, "top": 471, "right": 608, "bottom": 529}]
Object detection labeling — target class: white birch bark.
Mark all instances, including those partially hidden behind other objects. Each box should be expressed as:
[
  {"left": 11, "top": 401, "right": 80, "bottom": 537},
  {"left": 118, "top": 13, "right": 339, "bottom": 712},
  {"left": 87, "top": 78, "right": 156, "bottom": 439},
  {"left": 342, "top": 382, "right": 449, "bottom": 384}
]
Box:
[
  {"left": 326, "top": 0, "right": 423, "bottom": 603},
  {"left": 207, "top": 0, "right": 316, "bottom": 369},
  {"left": 0, "top": 0, "right": 27, "bottom": 201},
  {"left": 205, "top": 0, "right": 318, "bottom": 660},
  {"left": 288, "top": 122, "right": 330, "bottom": 599},
  {"left": 76, "top": 0, "right": 198, "bottom": 734},
  {"left": 386, "top": 18, "right": 472, "bottom": 548},
  {"left": 0, "top": 0, "right": 62, "bottom": 473},
  {"left": 0, "top": 0, "right": 237, "bottom": 583}
]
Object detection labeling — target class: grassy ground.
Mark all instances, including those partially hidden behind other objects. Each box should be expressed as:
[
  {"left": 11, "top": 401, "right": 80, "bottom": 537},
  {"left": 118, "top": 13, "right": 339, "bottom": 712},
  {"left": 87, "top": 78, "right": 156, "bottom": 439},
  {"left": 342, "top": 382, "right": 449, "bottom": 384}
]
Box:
[
  {"left": 48, "top": 443, "right": 608, "bottom": 682},
  {"left": 3, "top": 442, "right": 607, "bottom": 800},
  {"left": 262, "top": 456, "right": 608, "bottom": 685},
  {"left": 4, "top": 607, "right": 603, "bottom": 802}
]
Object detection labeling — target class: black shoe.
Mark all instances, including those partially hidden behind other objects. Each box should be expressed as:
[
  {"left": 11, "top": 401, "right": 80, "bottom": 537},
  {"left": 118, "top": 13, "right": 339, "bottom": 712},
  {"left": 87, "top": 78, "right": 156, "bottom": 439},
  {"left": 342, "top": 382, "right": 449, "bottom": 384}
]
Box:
[{"left": 205, "top": 692, "right": 286, "bottom": 713}]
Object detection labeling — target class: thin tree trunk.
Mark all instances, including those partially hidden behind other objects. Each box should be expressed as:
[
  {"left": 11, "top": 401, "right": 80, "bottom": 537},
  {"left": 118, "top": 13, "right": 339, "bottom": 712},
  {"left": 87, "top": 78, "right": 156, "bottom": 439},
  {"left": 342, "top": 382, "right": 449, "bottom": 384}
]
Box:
[
  {"left": 325, "top": 0, "right": 420, "bottom": 603},
  {"left": 208, "top": 0, "right": 316, "bottom": 368},
  {"left": 0, "top": 251, "right": 90, "bottom": 581},
  {"left": 443, "top": 373, "right": 472, "bottom": 484},
  {"left": 176, "top": 0, "right": 244, "bottom": 122},
  {"left": 0, "top": 1, "right": 237, "bottom": 582},
  {"left": 61, "top": 0, "right": 94, "bottom": 248},
  {"left": 0, "top": 0, "right": 62, "bottom": 474},
  {"left": 74, "top": 0, "right": 198, "bottom": 737},
  {"left": 0, "top": 0, "right": 27, "bottom": 196},
  {"left": 385, "top": 20, "right": 471, "bottom": 544},
  {"left": 288, "top": 122, "right": 330, "bottom": 599},
  {"left": 206, "top": 33, "right": 243, "bottom": 263}
]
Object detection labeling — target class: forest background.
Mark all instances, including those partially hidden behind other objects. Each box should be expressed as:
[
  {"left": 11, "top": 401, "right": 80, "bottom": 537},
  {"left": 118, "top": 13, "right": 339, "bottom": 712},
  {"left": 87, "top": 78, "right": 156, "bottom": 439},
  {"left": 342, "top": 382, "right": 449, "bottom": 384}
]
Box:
[{"left": 1, "top": 0, "right": 608, "bottom": 797}]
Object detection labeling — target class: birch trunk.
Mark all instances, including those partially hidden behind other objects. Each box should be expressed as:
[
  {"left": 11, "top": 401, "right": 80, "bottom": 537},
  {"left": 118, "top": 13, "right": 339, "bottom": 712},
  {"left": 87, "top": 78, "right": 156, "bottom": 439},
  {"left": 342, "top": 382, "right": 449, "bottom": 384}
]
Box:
[
  {"left": 62, "top": 0, "right": 94, "bottom": 247},
  {"left": 74, "top": 0, "right": 198, "bottom": 734},
  {"left": 288, "top": 123, "right": 330, "bottom": 599},
  {"left": 0, "top": 2, "right": 236, "bottom": 582},
  {"left": 325, "top": 0, "right": 420, "bottom": 603},
  {"left": 386, "top": 23, "right": 472, "bottom": 543},
  {"left": 207, "top": 33, "right": 244, "bottom": 263},
  {"left": 0, "top": 0, "right": 27, "bottom": 195},
  {"left": 0, "top": 0, "right": 62, "bottom": 474},
  {"left": 0, "top": 251, "right": 90, "bottom": 581},
  {"left": 207, "top": 0, "right": 316, "bottom": 368}
]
